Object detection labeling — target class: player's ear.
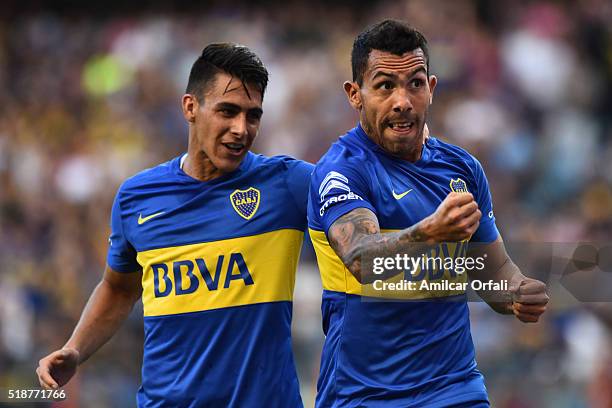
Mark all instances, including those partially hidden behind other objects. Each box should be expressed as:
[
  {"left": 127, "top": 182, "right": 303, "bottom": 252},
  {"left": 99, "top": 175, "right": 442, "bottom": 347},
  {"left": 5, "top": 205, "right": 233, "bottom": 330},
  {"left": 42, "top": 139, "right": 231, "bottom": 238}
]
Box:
[
  {"left": 343, "top": 81, "right": 362, "bottom": 111},
  {"left": 428, "top": 75, "right": 437, "bottom": 104},
  {"left": 182, "top": 94, "right": 198, "bottom": 123}
]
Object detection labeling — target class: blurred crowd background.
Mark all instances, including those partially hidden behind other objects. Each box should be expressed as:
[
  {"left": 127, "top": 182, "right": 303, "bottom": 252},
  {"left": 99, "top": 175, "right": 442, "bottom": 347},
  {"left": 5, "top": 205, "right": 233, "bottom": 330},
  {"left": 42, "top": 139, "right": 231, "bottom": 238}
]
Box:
[{"left": 1, "top": 0, "right": 611, "bottom": 407}]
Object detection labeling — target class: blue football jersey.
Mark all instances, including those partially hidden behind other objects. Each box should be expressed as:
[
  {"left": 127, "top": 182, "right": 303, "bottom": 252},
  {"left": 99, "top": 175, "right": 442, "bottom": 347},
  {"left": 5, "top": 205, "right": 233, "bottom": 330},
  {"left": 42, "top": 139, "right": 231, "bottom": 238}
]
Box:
[
  {"left": 307, "top": 124, "right": 498, "bottom": 407},
  {"left": 107, "top": 152, "right": 313, "bottom": 408}
]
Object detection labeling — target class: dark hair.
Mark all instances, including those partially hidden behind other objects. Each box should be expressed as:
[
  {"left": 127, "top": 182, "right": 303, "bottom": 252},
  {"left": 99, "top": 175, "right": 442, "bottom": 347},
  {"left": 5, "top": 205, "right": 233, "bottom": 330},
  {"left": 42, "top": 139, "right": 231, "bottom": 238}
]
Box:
[
  {"left": 351, "top": 20, "right": 429, "bottom": 85},
  {"left": 186, "top": 43, "right": 269, "bottom": 100}
]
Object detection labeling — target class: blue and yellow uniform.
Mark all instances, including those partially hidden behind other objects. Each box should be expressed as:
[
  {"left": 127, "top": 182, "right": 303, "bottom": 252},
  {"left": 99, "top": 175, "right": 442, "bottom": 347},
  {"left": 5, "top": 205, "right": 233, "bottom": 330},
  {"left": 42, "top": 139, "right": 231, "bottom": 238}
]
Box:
[
  {"left": 107, "top": 152, "right": 313, "bottom": 408},
  {"left": 307, "top": 124, "right": 498, "bottom": 407}
]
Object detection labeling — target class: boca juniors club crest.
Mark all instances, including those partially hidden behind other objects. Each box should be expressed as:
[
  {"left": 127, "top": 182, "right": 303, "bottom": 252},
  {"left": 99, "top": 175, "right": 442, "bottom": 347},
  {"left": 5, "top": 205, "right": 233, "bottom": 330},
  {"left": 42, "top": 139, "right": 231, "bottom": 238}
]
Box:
[
  {"left": 230, "top": 187, "right": 261, "bottom": 220},
  {"left": 449, "top": 178, "right": 469, "bottom": 193}
]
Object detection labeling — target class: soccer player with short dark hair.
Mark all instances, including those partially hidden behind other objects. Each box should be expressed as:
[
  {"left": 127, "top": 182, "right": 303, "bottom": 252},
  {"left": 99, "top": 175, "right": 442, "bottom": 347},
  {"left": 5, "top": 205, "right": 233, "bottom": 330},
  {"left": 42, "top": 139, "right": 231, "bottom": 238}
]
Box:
[
  {"left": 308, "top": 20, "right": 549, "bottom": 407},
  {"left": 37, "top": 43, "right": 311, "bottom": 407}
]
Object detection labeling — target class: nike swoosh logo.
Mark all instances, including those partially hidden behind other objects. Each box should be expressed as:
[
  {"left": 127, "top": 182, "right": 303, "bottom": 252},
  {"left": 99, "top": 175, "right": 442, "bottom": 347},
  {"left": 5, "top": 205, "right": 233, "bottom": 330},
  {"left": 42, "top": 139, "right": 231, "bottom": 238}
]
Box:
[
  {"left": 392, "top": 189, "right": 413, "bottom": 200},
  {"left": 138, "top": 212, "right": 165, "bottom": 225}
]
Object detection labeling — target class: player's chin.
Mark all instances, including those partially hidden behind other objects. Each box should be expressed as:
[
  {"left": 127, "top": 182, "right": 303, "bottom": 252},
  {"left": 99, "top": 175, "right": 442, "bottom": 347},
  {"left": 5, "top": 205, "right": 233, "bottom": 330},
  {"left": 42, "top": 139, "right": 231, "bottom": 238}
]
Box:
[
  {"left": 382, "top": 137, "right": 419, "bottom": 157},
  {"left": 383, "top": 127, "right": 420, "bottom": 145}
]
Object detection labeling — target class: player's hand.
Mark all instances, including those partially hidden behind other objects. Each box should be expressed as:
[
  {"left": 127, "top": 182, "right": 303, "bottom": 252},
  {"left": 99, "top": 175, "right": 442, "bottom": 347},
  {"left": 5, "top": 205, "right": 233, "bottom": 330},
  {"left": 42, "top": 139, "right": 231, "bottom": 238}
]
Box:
[
  {"left": 509, "top": 277, "right": 549, "bottom": 323},
  {"left": 36, "top": 348, "right": 80, "bottom": 389},
  {"left": 420, "top": 192, "right": 481, "bottom": 243}
]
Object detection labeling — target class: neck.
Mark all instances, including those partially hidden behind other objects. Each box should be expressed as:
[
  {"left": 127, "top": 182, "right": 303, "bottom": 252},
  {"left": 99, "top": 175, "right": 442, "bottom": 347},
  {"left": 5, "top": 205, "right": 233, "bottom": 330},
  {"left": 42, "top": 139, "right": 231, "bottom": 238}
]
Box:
[
  {"left": 182, "top": 154, "right": 224, "bottom": 182},
  {"left": 395, "top": 143, "right": 423, "bottom": 163},
  {"left": 183, "top": 134, "right": 224, "bottom": 182}
]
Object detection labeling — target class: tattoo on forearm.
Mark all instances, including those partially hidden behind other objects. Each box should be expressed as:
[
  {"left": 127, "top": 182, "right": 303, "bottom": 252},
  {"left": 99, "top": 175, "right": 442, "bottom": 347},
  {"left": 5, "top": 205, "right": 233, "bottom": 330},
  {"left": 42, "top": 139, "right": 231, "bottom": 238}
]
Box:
[{"left": 328, "top": 208, "right": 430, "bottom": 282}]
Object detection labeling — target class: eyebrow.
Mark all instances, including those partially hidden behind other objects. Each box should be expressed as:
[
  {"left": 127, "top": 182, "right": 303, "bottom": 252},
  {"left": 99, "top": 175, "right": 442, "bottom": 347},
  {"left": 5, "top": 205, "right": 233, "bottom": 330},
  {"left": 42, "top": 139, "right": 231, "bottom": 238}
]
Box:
[
  {"left": 371, "top": 66, "right": 427, "bottom": 81},
  {"left": 216, "top": 102, "right": 263, "bottom": 116},
  {"left": 216, "top": 102, "right": 240, "bottom": 110}
]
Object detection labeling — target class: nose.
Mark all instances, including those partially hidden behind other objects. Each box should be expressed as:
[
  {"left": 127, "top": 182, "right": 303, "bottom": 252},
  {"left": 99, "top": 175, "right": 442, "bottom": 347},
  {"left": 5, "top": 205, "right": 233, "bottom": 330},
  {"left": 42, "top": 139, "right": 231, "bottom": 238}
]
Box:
[
  {"left": 230, "top": 114, "right": 249, "bottom": 138},
  {"left": 392, "top": 89, "right": 413, "bottom": 113}
]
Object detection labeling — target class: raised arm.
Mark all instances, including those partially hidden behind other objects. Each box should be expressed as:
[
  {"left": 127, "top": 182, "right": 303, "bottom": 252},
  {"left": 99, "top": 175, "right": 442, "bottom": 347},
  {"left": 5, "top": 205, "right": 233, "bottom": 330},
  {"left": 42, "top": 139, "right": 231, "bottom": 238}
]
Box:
[
  {"left": 36, "top": 265, "right": 142, "bottom": 389},
  {"left": 328, "top": 192, "right": 482, "bottom": 283}
]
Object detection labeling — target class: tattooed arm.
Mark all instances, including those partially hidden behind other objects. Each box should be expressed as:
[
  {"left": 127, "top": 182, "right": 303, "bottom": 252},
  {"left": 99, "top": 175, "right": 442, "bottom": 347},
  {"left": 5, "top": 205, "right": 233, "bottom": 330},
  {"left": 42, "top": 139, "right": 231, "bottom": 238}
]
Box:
[
  {"left": 328, "top": 192, "right": 482, "bottom": 283},
  {"left": 327, "top": 207, "right": 430, "bottom": 283}
]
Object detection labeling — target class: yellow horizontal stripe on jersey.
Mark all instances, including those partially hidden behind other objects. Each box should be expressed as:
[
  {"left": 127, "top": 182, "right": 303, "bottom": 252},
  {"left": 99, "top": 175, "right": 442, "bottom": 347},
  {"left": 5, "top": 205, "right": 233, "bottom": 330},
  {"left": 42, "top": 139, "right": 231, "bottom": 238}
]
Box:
[
  {"left": 309, "top": 228, "right": 467, "bottom": 300},
  {"left": 138, "top": 229, "right": 303, "bottom": 317}
]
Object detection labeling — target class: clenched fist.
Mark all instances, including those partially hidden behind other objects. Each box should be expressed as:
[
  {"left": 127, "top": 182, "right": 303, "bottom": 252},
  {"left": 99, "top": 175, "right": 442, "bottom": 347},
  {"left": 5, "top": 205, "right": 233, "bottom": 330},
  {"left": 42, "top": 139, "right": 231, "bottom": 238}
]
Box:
[
  {"left": 420, "top": 192, "right": 481, "bottom": 243},
  {"left": 509, "top": 277, "right": 549, "bottom": 323}
]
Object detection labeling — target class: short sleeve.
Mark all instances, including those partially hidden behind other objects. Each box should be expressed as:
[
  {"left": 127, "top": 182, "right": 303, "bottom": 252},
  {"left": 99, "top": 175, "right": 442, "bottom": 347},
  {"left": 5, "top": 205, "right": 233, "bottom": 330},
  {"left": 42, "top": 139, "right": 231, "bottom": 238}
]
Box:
[
  {"left": 283, "top": 158, "right": 315, "bottom": 230},
  {"left": 470, "top": 159, "right": 499, "bottom": 243},
  {"left": 107, "top": 189, "right": 141, "bottom": 272},
  {"left": 309, "top": 160, "right": 376, "bottom": 235}
]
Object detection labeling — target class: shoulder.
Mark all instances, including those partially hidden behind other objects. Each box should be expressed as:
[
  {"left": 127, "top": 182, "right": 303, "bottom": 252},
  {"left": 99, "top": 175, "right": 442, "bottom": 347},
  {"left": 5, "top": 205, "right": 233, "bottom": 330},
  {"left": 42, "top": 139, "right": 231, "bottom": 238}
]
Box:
[
  {"left": 116, "top": 157, "right": 179, "bottom": 197},
  {"left": 248, "top": 153, "right": 313, "bottom": 173},
  {"left": 428, "top": 136, "right": 478, "bottom": 163},
  {"left": 249, "top": 153, "right": 314, "bottom": 179},
  {"left": 428, "top": 136, "right": 483, "bottom": 173},
  {"left": 248, "top": 154, "right": 312, "bottom": 217},
  {"left": 313, "top": 136, "right": 371, "bottom": 182}
]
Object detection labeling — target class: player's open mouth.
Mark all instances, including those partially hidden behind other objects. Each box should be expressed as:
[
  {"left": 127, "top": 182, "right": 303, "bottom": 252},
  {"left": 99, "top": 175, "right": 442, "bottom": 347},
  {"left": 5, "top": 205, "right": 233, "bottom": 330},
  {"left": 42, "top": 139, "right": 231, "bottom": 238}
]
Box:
[
  {"left": 388, "top": 121, "right": 414, "bottom": 133},
  {"left": 222, "top": 142, "right": 246, "bottom": 155}
]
